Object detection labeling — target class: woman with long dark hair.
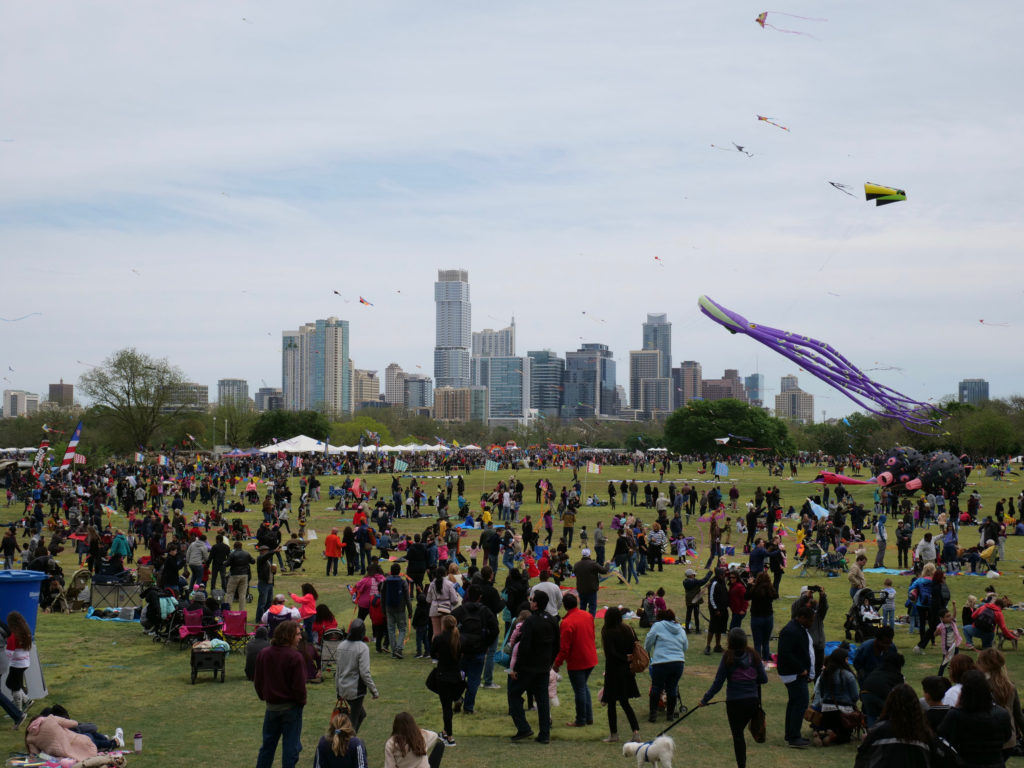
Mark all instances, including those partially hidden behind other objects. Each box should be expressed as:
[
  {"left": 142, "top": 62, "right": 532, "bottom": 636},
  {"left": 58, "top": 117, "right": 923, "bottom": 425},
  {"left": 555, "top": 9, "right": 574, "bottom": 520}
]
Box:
[
  {"left": 600, "top": 606, "right": 641, "bottom": 743},
  {"left": 430, "top": 614, "right": 463, "bottom": 747},
  {"left": 975, "top": 648, "right": 1024, "bottom": 759},
  {"left": 425, "top": 566, "right": 460, "bottom": 639},
  {"left": 914, "top": 569, "right": 950, "bottom": 653},
  {"left": 938, "top": 670, "right": 1012, "bottom": 768},
  {"left": 809, "top": 647, "right": 860, "bottom": 746},
  {"left": 855, "top": 684, "right": 935, "bottom": 768},
  {"left": 698, "top": 627, "right": 767, "bottom": 768},
  {"left": 384, "top": 711, "right": 446, "bottom": 768},
  {"left": 746, "top": 572, "right": 777, "bottom": 661}
]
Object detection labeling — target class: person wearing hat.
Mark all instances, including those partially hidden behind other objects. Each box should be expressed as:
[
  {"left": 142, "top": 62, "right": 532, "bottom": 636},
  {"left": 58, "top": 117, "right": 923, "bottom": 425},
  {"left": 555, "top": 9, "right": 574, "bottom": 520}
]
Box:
[
  {"left": 573, "top": 548, "right": 608, "bottom": 616},
  {"left": 324, "top": 527, "right": 343, "bottom": 577}
]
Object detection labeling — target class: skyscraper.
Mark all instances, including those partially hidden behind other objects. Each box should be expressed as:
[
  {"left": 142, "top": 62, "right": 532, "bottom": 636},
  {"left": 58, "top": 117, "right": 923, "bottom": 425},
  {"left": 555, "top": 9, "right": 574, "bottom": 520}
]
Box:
[
  {"left": 403, "top": 374, "right": 434, "bottom": 410},
  {"left": 384, "top": 364, "right": 406, "bottom": 406},
  {"left": 472, "top": 319, "right": 515, "bottom": 357},
  {"left": 642, "top": 313, "right": 672, "bottom": 378},
  {"left": 702, "top": 369, "right": 747, "bottom": 402},
  {"left": 254, "top": 387, "right": 283, "bottom": 412},
  {"left": 629, "top": 349, "right": 670, "bottom": 416},
  {"left": 48, "top": 379, "right": 74, "bottom": 407},
  {"left": 674, "top": 361, "right": 703, "bottom": 404},
  {"left": 353, "top": 369, "right": 380, "bottom": 406},
  {"left": 780, "top": 374, "right": 799, "bottom": 393},
  {"left": 563, "top": 344, "right": 617, "bottom": 419},
  {"left": 472, "top": 356, "right": 532, "bottom": 425},
  {"left": 280, "top": 317, "right": 351, "bottom": 416},
  {"left": 958, "top": 378, "right": 990, "bottom": 406},
  {"left": 527, "top": 350, "right": 565, "bottom": 418},
  {"left": 2, "top": 390, "right": 40, "bottom": 418},
  {"left": 744, "top": 373, "right": 765, "bottom": 407},
  {"left": 434, "top": 269, "right": 471, "bottom": 388},
  {"left": 775, "top": 377, "right": 814, "bottom": 424},
  {"left": 218, "top": 378, "right": 249, "bottom": 407}
]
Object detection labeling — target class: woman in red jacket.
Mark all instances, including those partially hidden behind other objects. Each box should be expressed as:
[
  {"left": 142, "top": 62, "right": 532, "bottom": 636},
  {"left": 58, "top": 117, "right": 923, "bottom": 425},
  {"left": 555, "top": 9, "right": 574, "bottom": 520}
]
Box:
[
  {"left": 728, "top": 571, "right": 749, "bottom": 630},
  {"left": 324, "top": 527, "right": 343, "bottom": 577}
]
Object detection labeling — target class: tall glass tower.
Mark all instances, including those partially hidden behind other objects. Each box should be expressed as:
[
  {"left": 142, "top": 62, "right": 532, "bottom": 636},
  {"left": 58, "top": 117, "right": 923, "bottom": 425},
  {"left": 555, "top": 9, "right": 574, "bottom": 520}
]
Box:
[{"left": 434, "top": 269, "right": 471, "bottom": 388}]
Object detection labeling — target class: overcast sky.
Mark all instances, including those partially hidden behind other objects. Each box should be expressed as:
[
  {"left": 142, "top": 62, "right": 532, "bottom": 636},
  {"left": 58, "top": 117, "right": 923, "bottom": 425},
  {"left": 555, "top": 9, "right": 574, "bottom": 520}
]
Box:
[{"left": 2, "top": 2, "right": 1022, "bottom": 422}]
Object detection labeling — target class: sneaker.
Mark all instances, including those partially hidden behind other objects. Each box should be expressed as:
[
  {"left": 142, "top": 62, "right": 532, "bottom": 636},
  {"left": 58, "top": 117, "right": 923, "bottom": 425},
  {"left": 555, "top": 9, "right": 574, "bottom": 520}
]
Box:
[
  {"left": 113, "top": 728, "right": 124, "bottom": 747},
  {"left": 441, "top": 733, "right": 457, "bottom": 747},
  {"left": 414, "top": 653, "right": 423, "bottom": 659},
  {"left": 534, "top": 735, "right": 550, "bottom": 744},
  {"left": 703, "top": 647, "right": 711, "bottom": 655},
  {"left": 12, "top": 711, "right": 27, "bottom": 730},
  {"left": 788, "top": 738, "right": 811, "bottom": 748},
  {"left": 483, "top": 683, "right": 502, "bottom": 689},
  {"left": 912, "top": 646, "right": 924, "bottom": 655},
  {"left": 510, "top": 730, "right": 535, "bottom": 742}
]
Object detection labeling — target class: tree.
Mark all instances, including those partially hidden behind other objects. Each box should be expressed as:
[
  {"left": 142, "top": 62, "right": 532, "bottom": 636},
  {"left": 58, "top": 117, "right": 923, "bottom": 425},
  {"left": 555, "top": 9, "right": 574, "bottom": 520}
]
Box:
[
  {"left": 78, "top": 348, "right": 190, "bottom": 450},
  {"left": 663, "top": 399, "right": 794, "bottom": 455},
  {"left": 330, "top": 416, "right": 393, "bottom": 447},
  {"left": 213, "top": 401, "right": 260, "bottom": 447},
  {"left": 249, "top": 410, "right": 330, "bottom": 446}
]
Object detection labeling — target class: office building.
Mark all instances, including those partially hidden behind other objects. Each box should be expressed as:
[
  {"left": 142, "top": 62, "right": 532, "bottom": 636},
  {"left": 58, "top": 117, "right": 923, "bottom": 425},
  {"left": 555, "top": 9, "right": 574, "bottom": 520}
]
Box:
[
  {"left": 775, "top": 378, "right": 814, "bottom": 425},
  {"left": 218, "top": 378, "right": 249, "bottom": 407},
  {"left": 254, "top": 387, "right": 283, "bottom": 412},
  {"left": 674, "top": 361, "right": 703, "bottom": 405},
  {"left": 780, "top": 374, "right": 800, "bottom": 393},
  {"left": 702, "top": 369, "right": 746, "bottom": 403},
  {"left": 433, "top": 385, "right": 489, "bottom": 422},
  {"left": 2, "top": 390, "right": 40, "bottom": 418},
  {"left": 473, "top": 319, "right": 515, "bottom": 358},
  {"left": 744, "top": 373, "right": 766, "bottom": 408},
  {"left": 563, "top": 343, "right": 617, "bottom": 419},
  {"left": 472, "top": 356, "right": 531, "bottom": 426},
  {"left": 48, "top": 380, "right": 74, "bottom": 408},
  {"left": 434, "top": 269, "right": 471, "bottom": 389},
  {"left": 642, "top": 313, "right": 672, "bottom": 377},
  {"left": 384, "top": 364, "right": 406, "bottom": 406},
  {"left": 162, "top": 382, "right": 209, "bottom": 413},
  {"left": 526, "top": 350, "right": 565, "bottom": 418},
  {"left": 958, "top": 378, "right": 990, "bottom": 406},
  {"left": 280, "top": 317, "right": 352, "bottom": 416},
  {"left": 404, "top": 374, "right": 434, "bottom": 410},
  {"left": 353, "top": 369, "right": 380, "bottom": 407},
  {"left": 629, "top": 349, "right": 671, "bottom": 416}
]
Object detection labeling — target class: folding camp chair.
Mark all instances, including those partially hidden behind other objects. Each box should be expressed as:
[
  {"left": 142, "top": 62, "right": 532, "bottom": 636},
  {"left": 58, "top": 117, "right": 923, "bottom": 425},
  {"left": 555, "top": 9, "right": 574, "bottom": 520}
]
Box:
[
  {"left": 178, "top": 609, "right": 207, "bottom": 649},
  {"left": 223, "top": 610, "right": 252, "bottom": 652}
]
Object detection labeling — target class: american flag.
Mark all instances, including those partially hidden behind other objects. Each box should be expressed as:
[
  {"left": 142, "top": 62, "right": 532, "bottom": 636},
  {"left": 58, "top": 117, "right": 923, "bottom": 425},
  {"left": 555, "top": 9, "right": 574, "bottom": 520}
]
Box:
[
  {"left": 60, "top": 421, "right": 83, "bottom": 472},
  {"left": 73, "top": 454, "right": 87, "bottom": 465},
  {"left": 587, "top": 460, "right": 601, "bottom": 474},
  {"left": 157, "top": 455, "right": 169, "bottom": 467},
  {"left": 134, "top": 452, "right": 144, "bottom": 462}
]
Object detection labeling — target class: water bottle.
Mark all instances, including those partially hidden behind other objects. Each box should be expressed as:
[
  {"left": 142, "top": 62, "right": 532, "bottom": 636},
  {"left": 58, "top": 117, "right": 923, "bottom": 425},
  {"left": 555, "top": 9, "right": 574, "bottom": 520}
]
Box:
[{"left": 134, "top": 732, "right": 143, "bottom": 752}]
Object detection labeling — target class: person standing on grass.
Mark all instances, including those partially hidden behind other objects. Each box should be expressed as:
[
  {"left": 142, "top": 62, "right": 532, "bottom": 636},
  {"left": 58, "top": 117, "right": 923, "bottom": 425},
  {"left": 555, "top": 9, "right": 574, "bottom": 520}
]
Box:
[
  {"left": 599, "top": 606, "right": 642, "bottom": 744},
  {"left": 430, "top": 614, "right": 464, "bottom": 747},
  {"left": 552, "top": 593, "right": 598, "bottom": 728},
  {"left": 451, "top": 584, "right": 498, "bottom": 715},
  {"left": 324, "top": 527, "right": 343, "bottom": 577},
  {"left": 507, "top": 590, "right": 559, "bottom": 744},
  {"left": 777, "top": 605, "right": 815, "bottom": 748},
  {"left": 335, "top": 619, "right": 380, "bottom": 732},
  {"left": 644, "top": 608, "right": 687, "bottom": 722},
  {"left": 226, "top": 540, "right": 256, "bottom": 611},
  {"left": 254, "top": 620, "right": 307, "bottom": 768},
  {"left": 382, "top": 563, "right": 413, "bottom": 659}
]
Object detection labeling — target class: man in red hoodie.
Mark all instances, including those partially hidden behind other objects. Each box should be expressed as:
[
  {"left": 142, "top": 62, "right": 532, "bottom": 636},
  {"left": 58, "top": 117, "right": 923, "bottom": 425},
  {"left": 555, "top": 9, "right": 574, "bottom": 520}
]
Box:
[
  {"left": 552, "top": 593, "right": 598, "bottom": 727},
  {"left": 254, "top": 620, "right": 307, "bottom": 768}
]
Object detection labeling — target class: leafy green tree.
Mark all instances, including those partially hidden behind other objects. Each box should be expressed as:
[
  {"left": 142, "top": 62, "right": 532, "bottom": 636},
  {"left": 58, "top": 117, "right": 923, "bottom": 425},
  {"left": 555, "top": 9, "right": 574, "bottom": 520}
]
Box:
[
  {"left": 330, "top": 416, "right": 393, "bottom": 446},
  {"left": 213, "top": 401, "right": 260, "bottom": 447},
  {"left": 663, "top": 399, "right": 793, "bottom": 455},
  {"left": 249, "top": 410, "right": 330, "bottom": 445},
  {"left": 78, "top": 348, "right": 189, "bottom": 450}
]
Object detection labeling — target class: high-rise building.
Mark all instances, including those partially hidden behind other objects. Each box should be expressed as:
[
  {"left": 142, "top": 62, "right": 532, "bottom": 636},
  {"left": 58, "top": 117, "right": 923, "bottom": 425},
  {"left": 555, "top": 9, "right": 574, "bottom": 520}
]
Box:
[
  {"left": 642, "top": 313, "right": 672, "bottom": 379},
  {"left": 775, "top": 376, "right": 814, "bottom": 424},
  {"left": 403, "top": 374, "right": 434, "bottom": 410},
  {"left": 434, "top": 269, "right": 471, "bottom": 389},
  {"left": 254, "top": 387, "right": 283, "bottom": 412},
  {"left": 162, "top": 382, "right": 209, "bottom": 413},
  {"left": 218, "top": 378, "right": 249, "bottom": 407},
  {"left": 744, "top": 373, "right": 766, "bottom": 408},
  {"left": 526, "top": 350, "right": 565, "bottom": 418},
  {"left": 48, "top": 379, "right": 74, "bottom": 407},
  {"left": 2, "top": 390, "right": 40, "bottom": 418},
  {"left": 473, "top": 319, "right": 515, "bottom": 358},
  {"left": 353, "top": 369, "right": 380, "bottom": 406},
  {"left": 563, "top": 344, "right": 617, "bottom": 419},
  {"left": 629, "top": 349, "right": 671, "bottom": 416},
  {"left": 674, "top": 361, "right": 703, "bottom": 405},
  {"left": 472, "top": 356, "right": 532, "bottom": 426},
  {"left": 958, "top": 378, "right": 990, "bottom": 406},
  {"left": 280, "top": 317, "right": 351, "bottom": 416},
  {"left": 702, "top": 369, "right": 747, "bottom": 402},
  {"left": 384, "top": 364, "right": 406, "bottom": 406},
  {"left": 432, "top": 385, "right": 488, "bottom": 422}
]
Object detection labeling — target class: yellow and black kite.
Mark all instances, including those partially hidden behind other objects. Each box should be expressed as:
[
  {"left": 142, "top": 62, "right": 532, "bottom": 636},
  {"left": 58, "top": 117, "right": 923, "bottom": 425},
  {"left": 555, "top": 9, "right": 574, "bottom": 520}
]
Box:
[{"left": 864, "top": 182, "right": 906, "bottom": 206}]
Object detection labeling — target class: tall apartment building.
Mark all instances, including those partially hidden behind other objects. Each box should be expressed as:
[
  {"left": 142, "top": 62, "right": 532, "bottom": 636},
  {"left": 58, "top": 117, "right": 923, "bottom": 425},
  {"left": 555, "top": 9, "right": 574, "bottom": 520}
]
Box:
[
  {"left": 702, "top": 369, "right": 747, "bottom": 402},
  {"left": 472, "top": 319, "right": 515, "bottom": 357},
  {"left": 433, "top": 386, "right": 489, "bottom": 422},
  {"left": 958, "top": 378, "right": 990, "bottom": 406},
  {"left": 434, "top": 269, "right": 471, "bottom": 389},
  {"left": 472, "top": 356, "right": 531, "bottom": 426},
  {"left": 2, "top": 390, "right": 40, "bottom": 418},
  {"left": 629, "top": 349, "right": 671, "bottom": 416},
  {"left": 744, "top": 373, "right": 766, "bottom": 408},
  {"left": 162, "top": 382, "right": 209, "bottom": 413},
  {"left": 217, "top": 378, "right": 249, "bottom": 407},
  {"left": 48, "top": 379, "right": 74, "bottom": 408},
  {"left": 384, "top": 364, "right": 406, "bottom": 406},
  {"left": 775, "top": 377, "right": 814, "bottom": 424},
  {"left": 563, "top": 344, "right": 617, "bottom": 419},
  {"left": 353, "top": 369, "right": 380, "bottom": 406},
  {"left": 674, "top": 361, "right": 703, "bottom": 405},
  {"left": 254, "top": 387, "right": 283, "bottom": 412},
  {"left": 280, "top": 317, "right": 351, "bottom": 416},
  {"left": 526, "top": 350, "right": 565, "bottom": 418},
  {"left": 780, "top": 374, "right": 800, "bottom": 393},
  {"left": 403, "top": 374, "right": 434, "bottom": 410}
]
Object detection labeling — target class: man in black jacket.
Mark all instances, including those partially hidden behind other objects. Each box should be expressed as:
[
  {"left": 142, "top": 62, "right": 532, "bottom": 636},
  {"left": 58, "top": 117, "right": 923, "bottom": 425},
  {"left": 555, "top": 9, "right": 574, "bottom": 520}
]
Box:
[
  {"left": 704, "top": 568, "right": 729, "bottom": 654},
  {"left": 475, "top": 566, "right": 506, "bottom": 689},
  {"left": 453, "top": 584, "right": 499, "bottom": 714},
  {"left": 507, "top": 590, "right": 560, "bottom": 744},
  {"left": 573, "top": 549, "right": 608, "bottom": 617},
  {"left": 777, "top": 606, "right": 815, "bottom": 748}
]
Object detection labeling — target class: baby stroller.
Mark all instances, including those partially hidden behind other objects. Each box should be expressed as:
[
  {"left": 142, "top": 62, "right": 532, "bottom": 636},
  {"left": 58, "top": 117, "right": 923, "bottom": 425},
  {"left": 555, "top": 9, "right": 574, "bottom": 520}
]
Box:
[
  {"left": 141, "top": 585, "right": 179, "bottom": 642},
  {"left": 284, "top": 539, "right": 306, "bottom": 572},
  {"left": 844, "top": 587, "right": 886, "bottom": 642}
]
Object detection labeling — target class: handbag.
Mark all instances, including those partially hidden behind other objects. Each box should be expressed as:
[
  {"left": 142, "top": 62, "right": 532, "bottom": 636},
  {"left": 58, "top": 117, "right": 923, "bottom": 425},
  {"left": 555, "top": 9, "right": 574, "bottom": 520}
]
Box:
[
  {"left": 425, "top": 667, "right": 440, "bottom": 694},
  {"left": 804, "top": 707, "right": 823, "bottom": 727},
  {"left": 494, "top": 625, "right": 514, "bottom": 668},
  {"left": 839, "top": 708, "right": 865, "bottom": 733},
  {"left": 628, "top": 631, "right": 650, "bottom": 675},
  {"left": 749, "top": 686, "right": 767, "bottom": 743}
]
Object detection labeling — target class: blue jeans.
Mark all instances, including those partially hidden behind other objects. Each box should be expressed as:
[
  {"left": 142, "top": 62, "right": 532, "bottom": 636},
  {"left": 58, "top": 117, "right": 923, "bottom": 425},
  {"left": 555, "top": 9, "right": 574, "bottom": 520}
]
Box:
[
  {"left": 483, "top": 635, "right": 499, "bottom": 686},
  {"left": 729, "top": 613, "right": 745, "bottom": 630},
  {"left": 387, "top": 607, "right": 408, "bottom": 655},
  {"left": 650, "top": 661, "right": 684, "bottom": 715},
  {"left": 256, "top": 704, "right": 303, "bottom": 768},
  {"left": 784, "top": 679, "right": 809, "bottom": 742},
  {"left": 460, "top": 653, "right": 486, "bottom": 712},
  {"left": 578, "top": 591, "right": 598, "bottom": 616},
  {"left": 595, "top": 545, "right": 606, "bottom": 566},
  {"left": 860, "top": 691, "right": 885, "bottom": 728},
  {"left": 256, "top": 582, "right": 274, "bottom": 620},
  {"left": 964, "top": 624, "right": 995, "bottom": 648},
  {"left": 567, "top": 667, "right": 594, "bottom": 725},
  {"left": 508, "top": 669, "right": 550, "bottom": 739},
  {"left": 881, "top": 606, "right": 895, "bottom": 628},
  {"left": 750, "top": 615, "right": 773, "bottom": 661},
  {"left": 625, "top": 554, "right": 638, "bottom": 584}
]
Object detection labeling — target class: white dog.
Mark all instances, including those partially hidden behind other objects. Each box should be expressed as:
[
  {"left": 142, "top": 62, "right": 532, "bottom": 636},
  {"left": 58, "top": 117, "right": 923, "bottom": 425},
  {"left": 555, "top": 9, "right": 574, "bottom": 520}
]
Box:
[{"left": 622, "top": 735, "right": 674, "bottom": 768}]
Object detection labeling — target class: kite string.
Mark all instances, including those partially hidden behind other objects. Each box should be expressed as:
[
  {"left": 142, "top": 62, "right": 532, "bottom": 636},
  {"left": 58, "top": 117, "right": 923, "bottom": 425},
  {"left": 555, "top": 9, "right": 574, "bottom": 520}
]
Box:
[{"left": 765, "top": 11, "right": 827, "bottom": 21}]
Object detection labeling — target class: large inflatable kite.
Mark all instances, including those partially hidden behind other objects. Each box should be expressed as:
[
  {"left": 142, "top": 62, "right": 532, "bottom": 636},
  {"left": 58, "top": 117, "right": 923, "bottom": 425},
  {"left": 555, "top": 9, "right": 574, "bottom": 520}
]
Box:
[
  {"left": 698, "top": 295, "right": 942, "bottom": 432},
  {"left": 864, "top": 182, "right": 906, "bottom": 206}
]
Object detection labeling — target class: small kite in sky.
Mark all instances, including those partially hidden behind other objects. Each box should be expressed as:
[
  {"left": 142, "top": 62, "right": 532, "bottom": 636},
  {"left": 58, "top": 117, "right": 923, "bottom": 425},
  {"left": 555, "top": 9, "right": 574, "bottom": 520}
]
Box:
[
  {"left": 714, "top": 437, "right": 730, "bottom": 445},
  {"left": 757, "top": 115, "right": 789, "bottom": 131},
  {"left": 828, "top": 181, "right": 856, "bottom": 197},
  {"left": 41, "top": 424, "right": 65, "bottom": 434},
  {"left": 654, "top": 256, "right": 666, "bottom": 267},
  {"left": 359, "top": 296, "right": 373, "bottom": 306},
  {"left": 581, "top": 311, "right": 606, "bottom": 323},
  {"left": 712, "top": 143, "right": 753, "bottom": 157},
  {"left": 131, "top": 269, "right": 141, "bottom": 277},
  {"left": 755, "top": 11, "right": 826, "bottom": 37},
  {"left": 865, "top": 182, "right": 906, "bottom": 206},
  {"left": 979, "top": 319, "right": 1009, "bottom": 327},
  {"left": 698, "top": 294, "right": 942, "bottom": 433},
  {"left": 0, "top": 313, "right": 42, "bottom": 322},
  {"left": 727, "top": 433, "right": 754, "bottom": 442}
]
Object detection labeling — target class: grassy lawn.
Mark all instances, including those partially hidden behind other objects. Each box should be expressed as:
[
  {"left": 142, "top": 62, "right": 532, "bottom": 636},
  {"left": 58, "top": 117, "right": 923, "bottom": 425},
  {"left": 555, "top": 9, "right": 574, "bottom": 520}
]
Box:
[{"left": 3, "top": 461, "right": 1023, "bottom": 768}]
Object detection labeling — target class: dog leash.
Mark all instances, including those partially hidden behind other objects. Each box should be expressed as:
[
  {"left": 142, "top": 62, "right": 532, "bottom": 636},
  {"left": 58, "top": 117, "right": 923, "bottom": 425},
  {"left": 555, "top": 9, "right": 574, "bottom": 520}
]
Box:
[{"left": 656, "top": 701, "right": 716, "bottom": 738}]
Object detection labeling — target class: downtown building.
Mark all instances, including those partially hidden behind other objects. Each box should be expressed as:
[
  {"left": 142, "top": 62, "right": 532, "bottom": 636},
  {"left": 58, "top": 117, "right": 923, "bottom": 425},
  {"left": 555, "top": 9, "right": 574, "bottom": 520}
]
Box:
[
  {"left": 702, "top": 369, "right": 747, "bottom": 402},
  {"left": 673, "top": 361, "right": 703, "bottom": 405},
  {"left": 563, "top": 343, "right": 617, "bottom": 419},
  {"left": 744, "top": 373, "right": 766, "bottom": 408},
  {"left": 2, "top": 390, "right": 40, "bottom": 418},
  {"left": 281, "top": 317, "right": 352, "bottom": 417},
  {"left": 472, "top": 319, "right": 515, "bottom": 357},
  {"left": 434, "top": 269, "right": 471, "bottom": 389},
  {"left": 472, "top": 356, "right": 532, "bottom": 426},
  {"left": 403, "top": 374, "right": 434, "bottom": 412},
  {"left": 352, "top": 369, "right": 381, "bottom": 407},
  {"left": 48, "top": 380, "right": 74, "bottom": 408},
  {"left": 629, "top": 349, "right": 671, "bottom": 418},
  {"left": 254, "top": 387, "right": 283, "bottom": 412},
  {"left": 217, "top": 378, "right": 249, "bottom": 407},
  {"left": 527, "top": 350, "right": 565, "bottom": 419},
  {"left": 958, "top": 378, "right": 989, "bottom": 406},
  {"left": 433, "top": 386, "right": 488, "bottom": 423},
  {"left": 775, "top": 374, "right": 814, "bottom": 424}
]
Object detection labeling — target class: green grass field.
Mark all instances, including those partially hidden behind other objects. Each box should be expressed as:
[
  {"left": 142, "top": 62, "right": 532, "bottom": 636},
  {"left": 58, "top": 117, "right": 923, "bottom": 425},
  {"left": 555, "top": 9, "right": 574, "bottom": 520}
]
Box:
[{"left": 3, "top": 462, "right": 1024, "bottom": 768}]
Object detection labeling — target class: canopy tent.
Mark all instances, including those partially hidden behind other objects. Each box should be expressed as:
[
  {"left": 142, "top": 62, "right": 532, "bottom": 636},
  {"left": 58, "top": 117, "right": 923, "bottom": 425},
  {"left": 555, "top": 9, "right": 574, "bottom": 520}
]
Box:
[{"left": 258, "top": 435, "right": 337, "bottom": 454}]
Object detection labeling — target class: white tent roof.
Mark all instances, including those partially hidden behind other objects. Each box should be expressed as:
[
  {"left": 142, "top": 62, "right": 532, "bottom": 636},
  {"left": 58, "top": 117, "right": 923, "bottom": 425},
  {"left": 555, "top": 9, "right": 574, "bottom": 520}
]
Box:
[{"left": 259, "top": 435, "right": 335, "bottom": 454}]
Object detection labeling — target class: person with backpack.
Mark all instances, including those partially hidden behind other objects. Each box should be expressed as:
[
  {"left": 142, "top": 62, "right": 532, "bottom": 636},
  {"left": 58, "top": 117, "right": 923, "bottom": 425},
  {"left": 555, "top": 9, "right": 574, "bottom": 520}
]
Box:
[
  {"left": 382, "top": 563, "right": 413, "bottom": 659},
  {"left": 451, "top": 584, "right": 498, "bottom": 715},
  {"left": 914, "top": 569, "right": 951, "bottom": 654},
  {"left": 964, "top": 596, "right": 1016, "bottom": 649}
]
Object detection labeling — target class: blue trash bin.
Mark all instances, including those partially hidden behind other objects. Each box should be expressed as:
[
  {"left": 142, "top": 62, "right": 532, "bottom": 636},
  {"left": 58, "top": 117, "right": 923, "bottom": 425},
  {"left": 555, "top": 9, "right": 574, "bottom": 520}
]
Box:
[{"left": 0, "top": 570, "right": 46, "bottom": 635}]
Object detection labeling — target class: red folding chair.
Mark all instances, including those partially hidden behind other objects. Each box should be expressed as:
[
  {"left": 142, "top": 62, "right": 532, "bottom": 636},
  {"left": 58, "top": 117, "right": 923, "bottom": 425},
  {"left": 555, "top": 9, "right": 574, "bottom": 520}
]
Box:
[
  {"left": 178, "top": 609, "right": 206, "bottom": 649},
  {"left": 223, "top": 610, "right": 252, "bottom": 652}
]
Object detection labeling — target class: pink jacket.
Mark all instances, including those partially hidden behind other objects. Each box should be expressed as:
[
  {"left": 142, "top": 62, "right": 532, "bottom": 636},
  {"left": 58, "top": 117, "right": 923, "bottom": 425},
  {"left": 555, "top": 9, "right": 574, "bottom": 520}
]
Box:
[
  {"left": 290, "top": 592, "right": 317, "bottom": 620},
  {"left": 354, "top": 574, "right": 384, "bottom": 609},
  {"left": 25, "top": 716, "right": 98, "bottom": 761}
]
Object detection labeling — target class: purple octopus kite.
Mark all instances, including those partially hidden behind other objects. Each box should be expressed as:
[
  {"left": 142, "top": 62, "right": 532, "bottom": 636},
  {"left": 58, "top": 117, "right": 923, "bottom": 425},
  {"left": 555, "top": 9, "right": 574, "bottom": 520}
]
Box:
[{"left": 698, "top": 295, "right": 943, "bottom": 433}]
